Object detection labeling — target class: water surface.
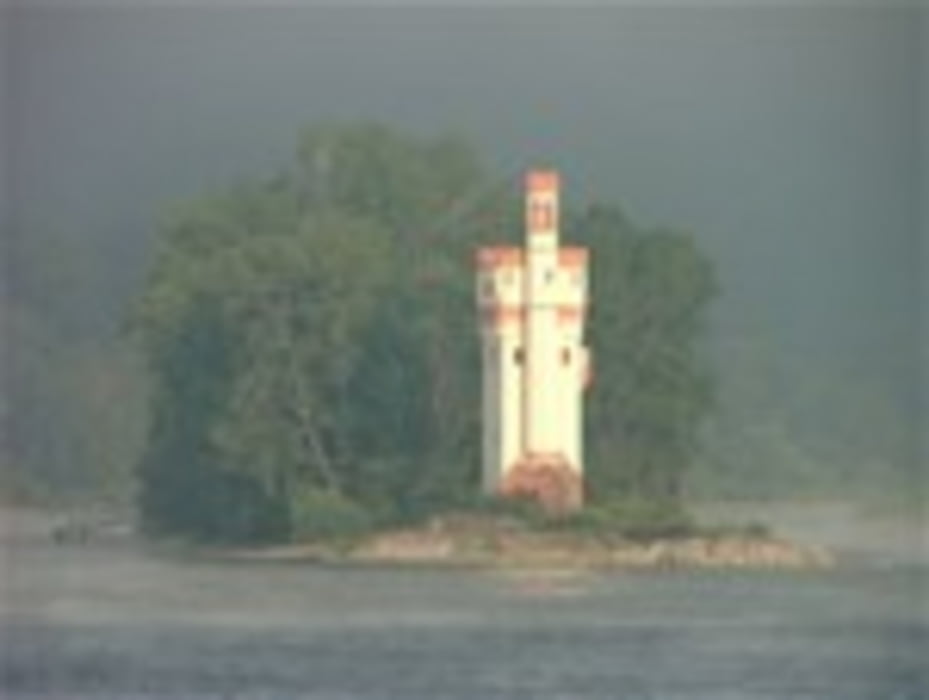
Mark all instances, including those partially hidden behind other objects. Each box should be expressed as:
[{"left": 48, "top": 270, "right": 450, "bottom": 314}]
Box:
[{"left": 2, "top": 507, "right": 926, "bottom": 698}]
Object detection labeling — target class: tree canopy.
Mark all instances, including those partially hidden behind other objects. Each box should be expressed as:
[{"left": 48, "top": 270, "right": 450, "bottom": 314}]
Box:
[{"left": 130, "top": 124, "right": 718, "bottom": 542}]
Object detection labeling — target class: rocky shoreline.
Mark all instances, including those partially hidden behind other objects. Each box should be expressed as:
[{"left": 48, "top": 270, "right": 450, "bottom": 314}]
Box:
[{"left": 220, "top": 515, "right": 835, "bottom": 570}]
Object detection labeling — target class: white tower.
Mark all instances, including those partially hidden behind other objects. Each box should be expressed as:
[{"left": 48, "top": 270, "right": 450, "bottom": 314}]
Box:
[{"left": 476, "top": 170, "right": 591, "bottom": 513}]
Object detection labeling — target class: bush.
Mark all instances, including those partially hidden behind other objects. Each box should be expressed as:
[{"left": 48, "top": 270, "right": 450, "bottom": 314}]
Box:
[
  {"left": 741, "top": 520, "right": 771, "bottom": 539},
  {"left": 139, "top": 460, "right": 288, "bottom": 544},
  {"left": 458, "top": 492, "right": 547, "bottom": 522},
  {"left": 557, "top": 496, "right": 697, "bottom": 541},
  {"left": 289, "top": 485, "right": 372, "bottom": 542}
]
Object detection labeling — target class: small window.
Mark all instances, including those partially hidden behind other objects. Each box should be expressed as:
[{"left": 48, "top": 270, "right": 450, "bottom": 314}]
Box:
[
  {"left": 514, "top": 347, "right": 524, "bottom": 365},
  {"left": 561, "top": 347, "right": 571, "bottom": 365}
]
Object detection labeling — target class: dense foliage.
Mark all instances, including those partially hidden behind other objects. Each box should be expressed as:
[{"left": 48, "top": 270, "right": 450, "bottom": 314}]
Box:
[{"left": 127, "top": 124, "right": 718, "bottom": 542}]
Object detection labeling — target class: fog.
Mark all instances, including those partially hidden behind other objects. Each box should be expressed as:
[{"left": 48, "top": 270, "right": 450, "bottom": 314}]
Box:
[
  {"left": 3, "top": 3, "right": 926, "bottom": 497},
  {"left": 3, "top": 7, "right": 928, "bottom": 697}
]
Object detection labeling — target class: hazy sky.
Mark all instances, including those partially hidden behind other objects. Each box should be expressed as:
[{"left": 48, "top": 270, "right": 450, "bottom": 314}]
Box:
[
  {"left": 4, "top": 4, "right": 925, "bottom": 411},
  {"left": 920, "top": 7, "right": 927, "bottom": 460}
]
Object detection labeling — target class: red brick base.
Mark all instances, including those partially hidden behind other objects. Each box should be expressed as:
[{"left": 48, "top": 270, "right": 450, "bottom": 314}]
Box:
[{"left": 501, "top": 455, "right": 583, "bottom": 515}]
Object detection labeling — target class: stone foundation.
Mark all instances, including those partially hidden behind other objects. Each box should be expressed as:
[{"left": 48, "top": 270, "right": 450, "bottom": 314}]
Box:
[{"left": 501, "top": 456, "right": 583, "bottom": 514}]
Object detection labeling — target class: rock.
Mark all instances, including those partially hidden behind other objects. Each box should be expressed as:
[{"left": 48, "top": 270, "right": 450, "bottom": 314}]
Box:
[
  {"left": 352, "top": 530, "right": 454, "bottom": 562},
  {"left": 500, "top": 457, "right": 583, "bottom": 515}
]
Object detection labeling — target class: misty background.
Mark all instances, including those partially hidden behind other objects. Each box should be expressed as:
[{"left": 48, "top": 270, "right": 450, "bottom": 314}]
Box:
[{"left": 2, "top": 3, "right": 926, "bottom": 504}]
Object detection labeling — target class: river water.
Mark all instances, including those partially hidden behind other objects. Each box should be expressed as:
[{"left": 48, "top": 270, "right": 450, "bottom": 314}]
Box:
[{"left": 1, "top": 505, "right": 926, "bottom": 699}]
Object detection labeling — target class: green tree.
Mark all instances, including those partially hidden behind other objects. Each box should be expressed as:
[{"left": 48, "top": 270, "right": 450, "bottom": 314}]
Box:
[
  {"left": 132, "top": 123, "right": 719, "bottom": 541},
  {"left": 571, "top": 205, "right": 718, "bottom": 505},
  {"left": 133, "top": 126, "right": 496, "bottom": 539}
]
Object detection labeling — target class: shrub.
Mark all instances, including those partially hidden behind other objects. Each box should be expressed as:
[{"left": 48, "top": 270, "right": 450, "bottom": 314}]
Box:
[
  {"left": 455, "top": 492, "right": 549, "bottom": 525},
  {"left": 289, "top": 485, "right": 372, "bottom": 542},
  {"left": 741, "top": 520, "right": 771, "bottom": 539},
  {"left": 556, "top": 496, "right": 697, "bottom": 541}
]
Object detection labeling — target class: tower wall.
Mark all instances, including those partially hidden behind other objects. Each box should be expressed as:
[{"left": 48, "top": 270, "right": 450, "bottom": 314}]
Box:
[
  {"left": 558, "top": 323, "right": 581, "bottom": 473},
  {"left": 557, "top": 247, "right": 589, "bottom": 474},
  {"left": 476, "top": 248, "right": 524, "bottom": 492},
  {"left": 497, "top": 321, "right": 523, "bottom": 487},
  {"left": 479, "top": 333, "right": 501, "bottom": 492},
  {"left": 523, "top": 171, "right": 563, "bottom": 457}
]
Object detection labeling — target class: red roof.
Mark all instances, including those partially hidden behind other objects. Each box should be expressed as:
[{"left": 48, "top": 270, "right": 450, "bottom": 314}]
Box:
[
  {"left": 559, "top": 247, "right": 588, "bottom": 266},
  {"left": 476, "top": 246, "right": 523, "bottom": 267},
  {"left": 526, "top": 169, "right": 559, "bottom": 193}
]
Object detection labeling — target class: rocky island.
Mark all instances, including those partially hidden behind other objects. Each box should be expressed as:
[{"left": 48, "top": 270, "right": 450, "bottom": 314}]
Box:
[{"left": 219, "top": 513, "right": 835, "bottom": 571}]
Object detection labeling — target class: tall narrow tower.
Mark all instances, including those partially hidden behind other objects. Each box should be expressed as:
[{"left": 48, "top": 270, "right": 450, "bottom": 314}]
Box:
[{"left": 476, "top": 170, "right": 591, "bottom": 513}]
